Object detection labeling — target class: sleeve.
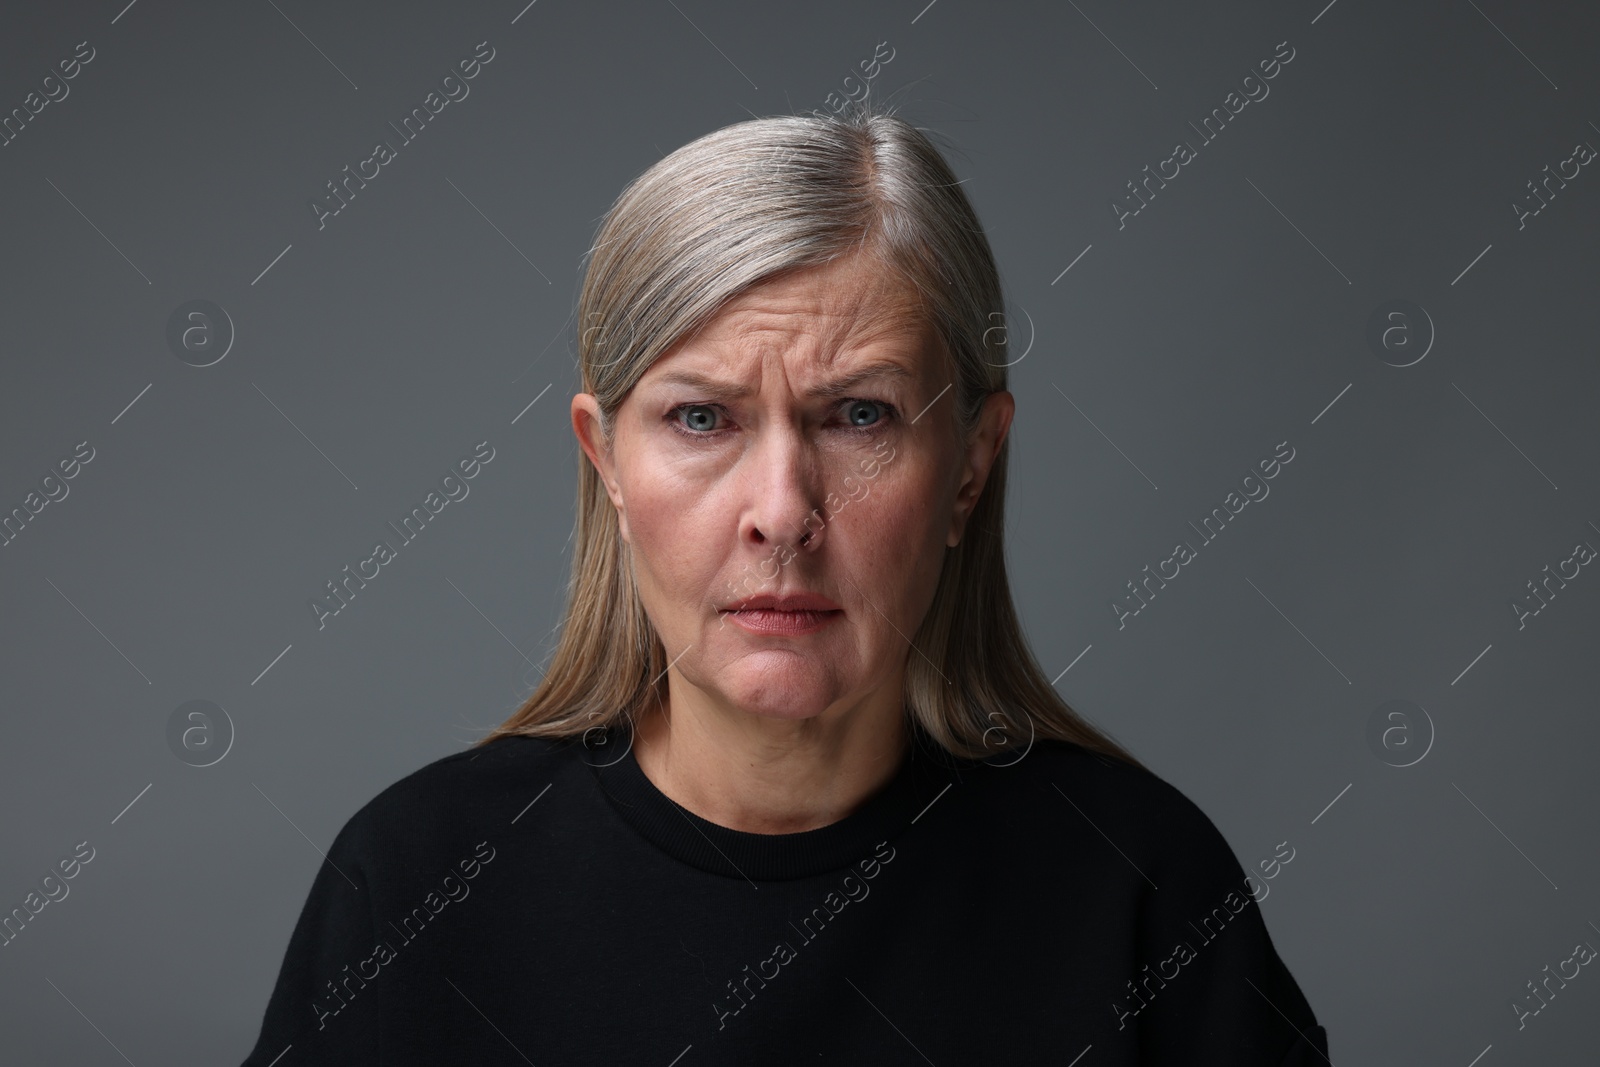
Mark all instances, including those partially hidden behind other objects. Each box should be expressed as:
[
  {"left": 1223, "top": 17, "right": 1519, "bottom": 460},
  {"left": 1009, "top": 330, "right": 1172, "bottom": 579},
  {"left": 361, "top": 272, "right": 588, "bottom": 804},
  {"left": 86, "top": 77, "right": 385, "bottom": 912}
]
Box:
[
  {"left": 240, "top": 810, "right": 383, "bottom": 1066},
  {"left": 1129, "top": 793, "right": 1329, "bottom": 1065}
]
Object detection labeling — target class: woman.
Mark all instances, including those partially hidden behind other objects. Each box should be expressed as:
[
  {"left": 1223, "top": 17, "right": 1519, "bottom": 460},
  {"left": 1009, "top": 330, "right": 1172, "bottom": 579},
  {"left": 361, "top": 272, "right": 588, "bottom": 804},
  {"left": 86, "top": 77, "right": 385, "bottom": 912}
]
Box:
[{"left": 243, "top": 105, "right": 1329, "bottom": 1065}]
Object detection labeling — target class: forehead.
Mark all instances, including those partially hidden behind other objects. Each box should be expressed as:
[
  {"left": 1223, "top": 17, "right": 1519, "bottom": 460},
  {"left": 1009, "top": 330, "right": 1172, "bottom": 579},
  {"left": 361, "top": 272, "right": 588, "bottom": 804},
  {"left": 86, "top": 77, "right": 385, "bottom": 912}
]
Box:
[{"left": 648, "top": 253, "right": 939, "bottom": 378}]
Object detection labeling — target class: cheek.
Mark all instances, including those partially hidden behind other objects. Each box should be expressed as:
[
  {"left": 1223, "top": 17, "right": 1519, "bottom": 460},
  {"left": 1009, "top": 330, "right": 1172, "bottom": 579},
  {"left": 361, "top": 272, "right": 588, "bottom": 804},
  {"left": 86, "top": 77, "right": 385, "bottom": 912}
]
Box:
[
  {"left": 619, "top": 459, "right": 728, "bottom": 592},
  {"left": 837, "top": 459, "right": 952, "bottom": 576}
]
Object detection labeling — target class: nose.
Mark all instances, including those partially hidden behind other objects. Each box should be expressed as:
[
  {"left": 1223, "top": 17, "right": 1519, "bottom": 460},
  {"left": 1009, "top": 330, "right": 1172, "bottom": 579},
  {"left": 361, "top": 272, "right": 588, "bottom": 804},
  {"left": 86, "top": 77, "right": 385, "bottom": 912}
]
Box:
[{"left": 740, "top": 425, "right": 826, "bottom": 556}]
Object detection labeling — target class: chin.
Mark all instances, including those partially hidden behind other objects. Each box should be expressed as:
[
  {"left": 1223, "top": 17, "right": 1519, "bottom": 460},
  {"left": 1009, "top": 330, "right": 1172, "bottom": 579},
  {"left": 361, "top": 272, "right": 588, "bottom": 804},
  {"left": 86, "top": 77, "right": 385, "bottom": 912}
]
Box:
[{"left": 719, "top": 666, "right": 838, "bottom": 720}]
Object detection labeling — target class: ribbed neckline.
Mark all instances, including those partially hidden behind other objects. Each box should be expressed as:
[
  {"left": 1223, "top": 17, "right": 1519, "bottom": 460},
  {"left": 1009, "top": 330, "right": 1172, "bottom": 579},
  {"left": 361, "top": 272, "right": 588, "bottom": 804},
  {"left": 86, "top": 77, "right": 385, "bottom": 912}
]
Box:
[{"left": 585, "top": 724, "right": 961, "bottom": 881}]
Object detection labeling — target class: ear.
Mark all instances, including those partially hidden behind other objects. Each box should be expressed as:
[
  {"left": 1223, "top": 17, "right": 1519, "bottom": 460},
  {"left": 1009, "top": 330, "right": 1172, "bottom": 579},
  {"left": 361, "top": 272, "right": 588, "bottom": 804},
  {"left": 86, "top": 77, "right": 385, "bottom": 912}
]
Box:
[
  {"left": 947, "top": 390, "right": 1014, "bottom": 547},
  {"left": 571, "top": 393, "right": 631, "bottom": 542}
]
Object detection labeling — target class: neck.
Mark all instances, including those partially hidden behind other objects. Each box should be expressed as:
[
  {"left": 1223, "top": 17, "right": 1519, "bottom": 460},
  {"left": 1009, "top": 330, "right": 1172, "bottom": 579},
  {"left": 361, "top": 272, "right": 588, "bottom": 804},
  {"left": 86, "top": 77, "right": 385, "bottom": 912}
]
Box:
[{"left": 631, "top": 678, "right": 909, "bottom": 835}]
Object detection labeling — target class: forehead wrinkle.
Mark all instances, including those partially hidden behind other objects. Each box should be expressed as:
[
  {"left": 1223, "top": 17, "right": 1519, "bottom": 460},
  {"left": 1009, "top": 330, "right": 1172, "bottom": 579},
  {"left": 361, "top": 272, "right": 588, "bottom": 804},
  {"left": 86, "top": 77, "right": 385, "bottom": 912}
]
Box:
[
  {"left": 642, "top": 252, "right": 939, "bottom": 403},
  {"left": 715, "top": 266, "right": 928, "bottom": 354},
  {"left": 736, "top": 296, "right": 932, "bottom": 370},
  {"left": 650, "top": 300, "right": 932, "bottom": 396},
  {"left": 645, "top": 351, "right": 919, "bottom": 402}
]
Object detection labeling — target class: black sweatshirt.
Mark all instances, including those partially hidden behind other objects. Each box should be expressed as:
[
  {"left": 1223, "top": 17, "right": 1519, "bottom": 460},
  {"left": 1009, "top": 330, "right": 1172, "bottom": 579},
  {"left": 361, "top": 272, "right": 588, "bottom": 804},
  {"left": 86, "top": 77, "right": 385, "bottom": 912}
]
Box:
[{"left": 241, "top": 727, "right": 1329, "bottom": 1065}]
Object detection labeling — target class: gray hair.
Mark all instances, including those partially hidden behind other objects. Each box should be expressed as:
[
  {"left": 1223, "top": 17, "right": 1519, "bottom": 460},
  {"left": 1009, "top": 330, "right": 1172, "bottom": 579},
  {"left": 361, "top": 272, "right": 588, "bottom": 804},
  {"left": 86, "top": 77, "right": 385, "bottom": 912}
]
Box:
[{"left": 479, "top": 102, "right": 1142, "bottom": 770}]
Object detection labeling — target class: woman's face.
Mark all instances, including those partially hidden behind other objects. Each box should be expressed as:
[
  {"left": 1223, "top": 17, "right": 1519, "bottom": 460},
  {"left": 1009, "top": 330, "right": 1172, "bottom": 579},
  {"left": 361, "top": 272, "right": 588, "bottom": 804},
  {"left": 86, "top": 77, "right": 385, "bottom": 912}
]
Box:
[{"left": 573, "top": 250, "right": 1012, "bottom": 726}]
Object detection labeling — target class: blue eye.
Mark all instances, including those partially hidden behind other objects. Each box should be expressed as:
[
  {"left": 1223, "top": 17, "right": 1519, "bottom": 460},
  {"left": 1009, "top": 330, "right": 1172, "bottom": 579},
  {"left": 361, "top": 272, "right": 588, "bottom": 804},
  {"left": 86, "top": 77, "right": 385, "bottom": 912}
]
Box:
[
  {"left": 846, "top": 399, "right": 886, "bottom": 427},
  {"left": 679, "top": 404, "right": 719, "bottom": 432},
  {"left": 665, "top": 398, "right": 897, "bottom": 439}
]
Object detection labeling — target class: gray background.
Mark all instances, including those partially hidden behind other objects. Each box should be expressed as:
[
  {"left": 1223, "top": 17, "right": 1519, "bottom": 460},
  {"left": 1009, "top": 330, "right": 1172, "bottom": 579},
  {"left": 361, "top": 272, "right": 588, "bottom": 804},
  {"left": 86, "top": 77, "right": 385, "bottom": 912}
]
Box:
[{"left": 1, "top": 0, "right": 1596, "bottom": 1062}]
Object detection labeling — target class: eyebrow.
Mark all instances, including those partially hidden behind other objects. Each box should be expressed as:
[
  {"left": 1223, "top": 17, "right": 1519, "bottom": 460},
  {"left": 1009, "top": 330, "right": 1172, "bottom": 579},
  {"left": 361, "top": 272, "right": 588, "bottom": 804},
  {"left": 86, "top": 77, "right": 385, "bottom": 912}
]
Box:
[{"left": 648, "top": 359, "right": 917, "bottom": 401}]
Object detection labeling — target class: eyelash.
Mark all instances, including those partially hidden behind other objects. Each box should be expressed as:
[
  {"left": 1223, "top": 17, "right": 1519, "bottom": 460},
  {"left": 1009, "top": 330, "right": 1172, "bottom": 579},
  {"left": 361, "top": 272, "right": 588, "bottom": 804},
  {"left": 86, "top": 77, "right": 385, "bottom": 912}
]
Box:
[{"left": 665, "top": 398, "right": 899, "bottom": 440}]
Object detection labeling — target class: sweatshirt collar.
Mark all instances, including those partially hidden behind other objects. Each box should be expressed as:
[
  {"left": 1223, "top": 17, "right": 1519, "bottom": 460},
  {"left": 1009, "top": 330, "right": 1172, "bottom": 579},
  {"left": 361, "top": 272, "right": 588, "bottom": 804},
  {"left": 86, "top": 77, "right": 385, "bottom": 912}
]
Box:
[{"left": 585, "top": 723, "right": 960, "bottom": 881}]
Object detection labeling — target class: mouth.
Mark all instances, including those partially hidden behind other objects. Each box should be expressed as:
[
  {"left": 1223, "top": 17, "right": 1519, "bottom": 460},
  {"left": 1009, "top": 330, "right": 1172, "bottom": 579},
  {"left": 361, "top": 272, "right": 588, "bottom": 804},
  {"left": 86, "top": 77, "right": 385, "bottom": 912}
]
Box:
[
  {"left": 717, "top": 592, "right": 844, "bottom": 636},
  {"left": 720, "top": 607, "right": 843, "bottom": 636}
]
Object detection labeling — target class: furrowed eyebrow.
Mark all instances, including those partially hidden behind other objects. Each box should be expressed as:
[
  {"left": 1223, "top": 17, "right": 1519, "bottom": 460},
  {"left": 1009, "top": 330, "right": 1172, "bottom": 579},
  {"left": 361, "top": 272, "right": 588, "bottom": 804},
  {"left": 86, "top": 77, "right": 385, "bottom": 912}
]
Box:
[{"left": 649, "top": 360, "right": 916, "bottom": 401}]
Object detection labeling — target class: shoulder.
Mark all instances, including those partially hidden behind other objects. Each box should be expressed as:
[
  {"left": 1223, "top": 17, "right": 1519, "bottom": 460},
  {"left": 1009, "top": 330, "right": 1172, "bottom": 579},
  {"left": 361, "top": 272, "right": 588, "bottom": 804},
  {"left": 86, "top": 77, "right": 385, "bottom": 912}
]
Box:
[
  {"left": 965, "top": 737, "right": 1206, "bottom": 823},
  {"left": 331, "top": 734, "right": 581, "bottom": 865},
  {"left": 959, "top": 738, "right": 1247, "bottom": 887}
]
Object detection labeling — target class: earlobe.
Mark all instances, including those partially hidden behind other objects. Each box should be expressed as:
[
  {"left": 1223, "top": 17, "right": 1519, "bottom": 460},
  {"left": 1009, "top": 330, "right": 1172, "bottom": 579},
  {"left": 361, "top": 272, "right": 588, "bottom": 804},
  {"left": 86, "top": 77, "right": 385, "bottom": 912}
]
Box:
[{"left": 947, "top": 467, "right": 976, "bottom": 547}]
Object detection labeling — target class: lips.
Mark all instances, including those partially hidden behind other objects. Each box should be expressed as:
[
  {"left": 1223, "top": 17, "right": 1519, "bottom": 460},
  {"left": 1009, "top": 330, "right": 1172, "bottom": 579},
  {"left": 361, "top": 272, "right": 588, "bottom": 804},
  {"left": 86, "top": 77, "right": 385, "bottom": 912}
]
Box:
[
  {"left": 719, "top": 592, "right": 843, "bottom": 636},
  {"left": 721, "top": 592, "right": 842, "bottom": 612}
]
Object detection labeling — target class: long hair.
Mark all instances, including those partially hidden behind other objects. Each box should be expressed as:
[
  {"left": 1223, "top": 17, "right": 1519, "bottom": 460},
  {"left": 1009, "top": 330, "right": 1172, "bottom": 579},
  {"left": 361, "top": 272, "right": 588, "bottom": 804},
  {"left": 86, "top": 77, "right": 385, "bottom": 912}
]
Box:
[{"left": 476, "top": 103, "right": 1143, "bottom": 770}]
